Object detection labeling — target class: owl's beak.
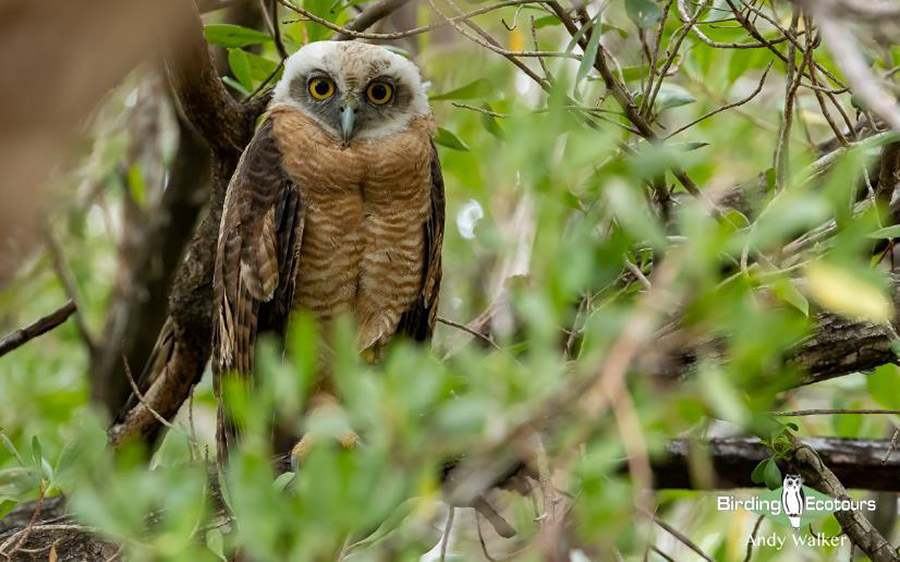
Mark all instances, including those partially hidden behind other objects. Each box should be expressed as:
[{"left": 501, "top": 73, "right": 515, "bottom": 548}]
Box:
[{"left": 340, "top": 99, "right": 358, "bottom": 145}]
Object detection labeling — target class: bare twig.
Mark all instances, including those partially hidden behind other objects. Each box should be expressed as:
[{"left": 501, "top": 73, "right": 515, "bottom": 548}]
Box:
[
  {"left": 623, "top": 258, "right": 652, "bottom": 291},
  {"left": 424, "top": 0, "right": 579, "bottom": 59},
  {"left": 643, "top": 0, "right": 709, "bottom": 117},
  {"left": 773, "top": 409, "right": 900, "bottom": 416},
  {"left": 437, "top": 316, "right": 505, "bottom": 353},
  {"left": 774, "top": 8, "right": 803, "bottom": 190},
  {"left": 121, "top": 348, "right": 177, "bottom": 432},
  {"left": 439, "top": 507, "right": 455, "bottom": 562},
  {"left": 883, "top": 426, "right": 900, "bottom": 465},
  {"left": 805, "top": 1, "right": 900, "bottom": 131},
  {"left": 742, "top": 515, "right": 765, "bottom": 562},
  {"left": 0, "top": 487, "right": 44, "bottom": 561},
  {"left": 0, "top": 301, "right": 77, "bottom": 359},
  {"left": 336, "top": 0, "right": 411, "bottom": 39},
  {"left": 666, "top": 62, "right": 772, "bottom": 139},
  {"left": 279, "top": 0, "right": 551, "bottom": 43},
  {"left": 644, "top": 510, "right": 714, "bottom": 562}
]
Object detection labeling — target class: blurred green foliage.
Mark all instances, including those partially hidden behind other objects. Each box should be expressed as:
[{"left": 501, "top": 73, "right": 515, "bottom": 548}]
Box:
[{"left": 2, "top": 1, "right": 899, "bottom": 560}]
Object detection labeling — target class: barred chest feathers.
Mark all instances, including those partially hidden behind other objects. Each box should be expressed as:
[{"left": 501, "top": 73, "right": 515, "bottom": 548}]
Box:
[{"left": 271, "top": 106, "right": 436, "bottom": 349}]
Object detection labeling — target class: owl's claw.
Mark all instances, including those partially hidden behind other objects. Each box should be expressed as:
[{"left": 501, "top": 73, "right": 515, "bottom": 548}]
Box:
[{"left": 290, "top": 430, "right": 361, "bottom": 472}]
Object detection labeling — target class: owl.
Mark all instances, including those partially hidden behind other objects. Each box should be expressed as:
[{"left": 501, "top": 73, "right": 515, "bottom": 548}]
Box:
[
  {"left": 781, "top": 474, "right": 805, "bottom": 530},
  {"left": 212, "top": 41, "right": 444, "bottom": 467}
]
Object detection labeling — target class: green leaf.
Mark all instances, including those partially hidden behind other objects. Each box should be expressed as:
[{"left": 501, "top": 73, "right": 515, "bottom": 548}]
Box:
[
  {"left": 430, "top": 78, "right": 492, "bottom": 101},
  {"left": 750, "top": 458, "right": 769, "bottom": 485},
  {"left": 0, "top": 501, "right": 14, "bottom": 520},
  {"left": 564, "top": 17, "right": 595, "bottom": 54},
  {"left": 127, "top": 165, "right": 146, "bottom": 207},
  {"left": 867, "top": 364, "right": 900, "bottom": 410},
  {"left": 302, "top": 0, "right": 340, "bottom": 43},
  {"left": 763, "top": 458, "right": 782, "bottom": 490},
  {"left": 272, "top": 472, "right": 295, "bottom": 493},
  {"left": 222, "top": 76, "right": 252, "bottom": 97},
  {"left": 204, "top": 24, "right": 272, "bottom": 48},
  {"left": 655, "top": 83, "right": 696, "bottom": 112},
  {"left": 625, "top": 0, "right": 663, "bottom": 28},
  {"left": 345, "top": 498, "right": 419, "bottom": 553},
  {"left": 575, "top": 17, "right": 603, "bottom": 92},
  {"left": 0, "top": 434, "right": 26, "bottom": 468},
  {"left": 228, "top": 48, "right": 254, "bottom": 91},
  {"left": 244, "top": 51, "right": 281, "bottom": 83},
  {"left": 480, "top": 104, "right": 505, "bottom": 139},
  {"left": 534, "top": 15, "right": 562, "bottom": 28},
  {"left": 868, "top": 225, "right": 900, "bottom": 239},
  {"left": 30, "top": 436, "right": 41, "bottom": 470},
  {"left": 228, "top": 48, "right": 281, "bottom": 92},
  {"left": 206, "top": 529, "right": 228, "bottom": 561},
  {"left": 772, "top": 278, "right": 809, "bottom": 316},
  {"left": 433, "top": 127, "right": 469, "bottom": 151}
]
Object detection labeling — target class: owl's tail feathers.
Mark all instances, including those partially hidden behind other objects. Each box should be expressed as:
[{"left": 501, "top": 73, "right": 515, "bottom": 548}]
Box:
[{"left": 789, "top": 515, "right": 801, "bottom": 530}]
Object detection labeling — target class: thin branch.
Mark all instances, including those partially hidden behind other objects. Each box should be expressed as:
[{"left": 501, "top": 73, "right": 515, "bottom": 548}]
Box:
[
  {"left": 437, "top": 316, "right": 504, "bottom": 352},
  {"left": 810, "top": 2, "right": 900, "bottom": 131},
  {"left": 439, "top": 507, "right": 455, "bottom": 562},
  {"left": 279, "top": 0, "right": 548, "bottom": 42},
  {"left": 742, "top": 515, "right": 765, "bottom": 562},
  {"left": 644, "top": 510, "right": 714, "bottom": 562},
  {"left": 260, "top": 0, "right": 288, "bottom": 59},
  {"left": 336, "top": 0, "right": 411, "bottom": 39},
  {"left": 773, "top": 409, "right": 900, "bottom": 416},
  {"left": 666, "top": 62, "right": 772, "bottom": 139},
  {"left": 0, "top": 301, "right": 76, "bottom": 359},
  {"left": 121, "top": 347, "right": 177, "bottom": 432},
  {"left": 451, "top": 102, "right": 508, "bottom": 118},
  {"left": 883, "top": 426, "right": 900, "bottom": 465},
  {"left": 424, "top": 0, "right": 579, "bottom": 59},
  {"left": 643, "top": 0, "right": 709, "bottom": 117},
  {"left": 623, "top": 258, "right": 652, "bottom": 291},
  {"left": 774, "top": 8, "right": 803, "bottom": 190}
]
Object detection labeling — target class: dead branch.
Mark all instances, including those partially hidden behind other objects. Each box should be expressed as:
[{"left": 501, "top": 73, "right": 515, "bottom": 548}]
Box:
[
  {"left": 0, "top": 301, "right": 77, "bottom": 359},
  {"left": 652, "top": 436, "right": 900, "bottom": 492}
]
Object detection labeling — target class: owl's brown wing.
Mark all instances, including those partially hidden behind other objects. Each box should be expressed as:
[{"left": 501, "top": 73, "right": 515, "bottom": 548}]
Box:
[
  {"left": 212, "top": 116, "right": 305, "bottom": 461},
  {"left": 396, "top": 142, "right": 445, "bottom": 341}
]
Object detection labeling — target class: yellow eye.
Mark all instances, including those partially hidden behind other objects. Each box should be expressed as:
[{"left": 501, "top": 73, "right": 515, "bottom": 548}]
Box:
[
  {"left": 308, "top": 77, "right": 335, "bottom": 100},
  {"left": 366, "top": 82, "right": 393, "bottom": 105}
]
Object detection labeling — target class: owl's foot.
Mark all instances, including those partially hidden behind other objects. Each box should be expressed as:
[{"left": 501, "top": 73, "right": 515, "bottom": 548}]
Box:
[{"left": 290, "top": 429, "right": 361, "bottom": 472}]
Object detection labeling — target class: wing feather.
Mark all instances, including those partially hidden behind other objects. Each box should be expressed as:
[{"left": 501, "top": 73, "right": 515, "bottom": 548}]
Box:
[
  {"left": 396, "top": 142, "right": 445, "bottom": 341},
  {"left": 212, "top": 116, "right": 304, "bottom": 463}
]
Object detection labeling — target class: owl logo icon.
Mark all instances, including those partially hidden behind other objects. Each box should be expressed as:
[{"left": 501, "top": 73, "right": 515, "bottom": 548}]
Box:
[{"left": 782, "top": 474, "right": 805, "bottom": 530}]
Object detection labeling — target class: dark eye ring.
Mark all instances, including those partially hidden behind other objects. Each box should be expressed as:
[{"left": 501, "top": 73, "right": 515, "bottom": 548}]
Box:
[
  {"left": 308, "top": 77, "right": 335, "bottom": 100},
  {"left": 366, "top": 82, "right": 393, "bottom": 105}
]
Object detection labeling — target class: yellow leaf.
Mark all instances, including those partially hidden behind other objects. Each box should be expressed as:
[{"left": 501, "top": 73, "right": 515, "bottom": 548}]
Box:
[
  {"left": 49, "top": 543, "right": 58, "bottom": 562},
  {"left": 805, "top": 262, "right": 893, "bottom": 323},
  {"left": 799, "top": 110, "right": 829, "bottom": 127},
  {"left": 509, "top": 28, "right": 525, "bottom": 52}
]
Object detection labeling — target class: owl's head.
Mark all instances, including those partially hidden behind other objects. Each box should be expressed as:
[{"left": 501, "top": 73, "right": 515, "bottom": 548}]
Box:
[
  {"left": 272, "top": 41, "right": 430, "bottom": 144},
  {"left": 783, "top": 474, "right": 802, "bottom": 490}
]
